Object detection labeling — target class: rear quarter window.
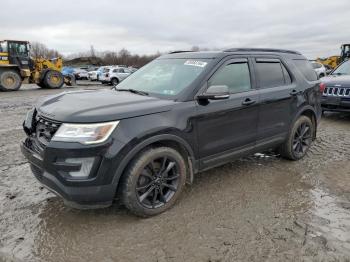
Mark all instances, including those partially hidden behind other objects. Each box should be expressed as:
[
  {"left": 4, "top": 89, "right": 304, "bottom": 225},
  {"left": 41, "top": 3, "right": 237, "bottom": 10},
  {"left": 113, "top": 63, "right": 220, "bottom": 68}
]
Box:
[{"left": 293, "top": 59, "right": 318, "bottom": 81}]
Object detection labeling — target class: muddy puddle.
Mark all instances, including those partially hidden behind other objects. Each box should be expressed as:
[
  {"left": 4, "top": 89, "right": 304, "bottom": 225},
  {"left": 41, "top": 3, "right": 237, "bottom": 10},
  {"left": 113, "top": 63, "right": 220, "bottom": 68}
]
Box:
[{"left": 1, "top": 86, "right": 350, "bottom": 261}]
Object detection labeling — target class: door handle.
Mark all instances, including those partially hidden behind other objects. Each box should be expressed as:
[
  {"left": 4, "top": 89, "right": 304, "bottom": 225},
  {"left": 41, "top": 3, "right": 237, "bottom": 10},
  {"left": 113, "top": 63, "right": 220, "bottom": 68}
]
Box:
[
  {"left": 242, "top": 98, "right": 256, "bottom": 106},
  {"left": 290, "top": 89, "right": 299, "bottom": 96}
]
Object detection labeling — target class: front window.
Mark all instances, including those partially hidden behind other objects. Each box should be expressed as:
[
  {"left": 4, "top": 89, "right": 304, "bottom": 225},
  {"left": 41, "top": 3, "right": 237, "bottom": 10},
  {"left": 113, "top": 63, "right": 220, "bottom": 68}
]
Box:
[
  {"left": 332, "top": 60, "right": 350, "bottom": 75},
  {"left": 116, "top": 58, "right": 209, "bottom": 96},
  {"left": 8, "top": 42, "right": 28, "bottom": 56},
  {"left": 208, "top": 62, "right": 251, "bottom": 93}
]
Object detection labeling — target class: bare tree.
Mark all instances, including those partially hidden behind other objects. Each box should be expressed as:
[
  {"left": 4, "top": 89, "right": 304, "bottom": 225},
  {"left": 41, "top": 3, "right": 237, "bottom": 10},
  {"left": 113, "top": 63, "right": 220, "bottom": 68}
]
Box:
[
  {"left": 90, "top": 45, "right": 96, "bottom": 58},
  {"left": 30, "top": 42, "right": 61, "bottom": 59}
]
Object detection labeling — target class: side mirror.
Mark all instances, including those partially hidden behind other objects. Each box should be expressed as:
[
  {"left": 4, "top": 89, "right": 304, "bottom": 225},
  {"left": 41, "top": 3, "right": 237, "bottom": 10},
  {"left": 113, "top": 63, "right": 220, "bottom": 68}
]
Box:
[{"left": 197, "top": 85, "right": 230, "bottom": 100}]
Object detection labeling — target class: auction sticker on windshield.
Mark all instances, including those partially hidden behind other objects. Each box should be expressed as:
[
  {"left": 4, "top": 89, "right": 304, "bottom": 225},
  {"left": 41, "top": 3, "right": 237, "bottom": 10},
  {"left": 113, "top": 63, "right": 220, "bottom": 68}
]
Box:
[{"left": 184, "top": 60, "right": 207, "bottom": 67}]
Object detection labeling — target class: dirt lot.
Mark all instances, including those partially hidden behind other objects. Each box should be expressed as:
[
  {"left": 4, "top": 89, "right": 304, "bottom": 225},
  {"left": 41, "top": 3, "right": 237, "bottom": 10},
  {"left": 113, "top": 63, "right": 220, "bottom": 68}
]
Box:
[{"left": 0, "top": 82, "right": 350, "bottom": 262}]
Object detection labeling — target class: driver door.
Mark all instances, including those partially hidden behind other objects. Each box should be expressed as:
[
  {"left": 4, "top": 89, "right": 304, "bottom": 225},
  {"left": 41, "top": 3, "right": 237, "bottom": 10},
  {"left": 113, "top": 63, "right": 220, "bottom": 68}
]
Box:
[{"left": 195, "top": 58, "right": 259, "bottom": 169}]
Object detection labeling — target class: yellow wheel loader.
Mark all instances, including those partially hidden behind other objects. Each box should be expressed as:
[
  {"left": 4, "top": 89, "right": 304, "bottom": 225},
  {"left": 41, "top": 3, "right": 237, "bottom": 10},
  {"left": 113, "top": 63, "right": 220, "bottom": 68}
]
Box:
[
  {"left": 316, "top": 44, "right": 350, "bottom": 70},
  {"left": 0, "top": 40, "right": 73, "bottom": 91}
]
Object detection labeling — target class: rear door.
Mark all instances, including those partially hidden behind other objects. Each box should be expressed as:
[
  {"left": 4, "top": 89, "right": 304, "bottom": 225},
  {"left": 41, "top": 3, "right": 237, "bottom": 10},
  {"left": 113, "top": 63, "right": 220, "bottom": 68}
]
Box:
[
  {"left": 195, "top": 57, "right": 259, "bottom": 169},
  {"left": 118, "top": 68, "right": 131, "bottom": 80},
  {"left": 253, "top": 57, "right": 297, "bottom": 145}
]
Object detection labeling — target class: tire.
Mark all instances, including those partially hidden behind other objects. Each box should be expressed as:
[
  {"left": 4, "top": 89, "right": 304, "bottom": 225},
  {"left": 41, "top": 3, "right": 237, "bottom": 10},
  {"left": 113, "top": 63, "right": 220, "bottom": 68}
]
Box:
[
  {"left": 111, "top": 78, "right": 119, "bottom": 86},
  {"left": 0, "top": 69, "right": 22, "bottom": 91},
  {"left": 121, "top": 147, "right": 187, "bottom": 217},
  {"left": 279, "top": 115, "right": 314, "bottom": 160},
  {"left": 43, "top": 70, "right": 64, "bottom": 89}
]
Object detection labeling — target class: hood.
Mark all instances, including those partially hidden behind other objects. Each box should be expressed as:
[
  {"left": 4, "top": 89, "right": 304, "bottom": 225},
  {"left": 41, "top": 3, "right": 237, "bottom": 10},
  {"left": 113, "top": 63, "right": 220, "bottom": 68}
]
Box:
[
  {"left": 321, "top": 75, "right": 350, "bottom": 88},
  {"left": 36, "top": 89, "right": 177, "bottom": 123}
]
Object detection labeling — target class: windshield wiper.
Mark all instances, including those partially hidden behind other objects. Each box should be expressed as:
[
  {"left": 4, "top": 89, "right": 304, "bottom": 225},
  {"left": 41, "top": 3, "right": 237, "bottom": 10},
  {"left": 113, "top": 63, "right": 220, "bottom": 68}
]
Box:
[{"left": 115, "top": 88, "right": 149, "bottom": 96}]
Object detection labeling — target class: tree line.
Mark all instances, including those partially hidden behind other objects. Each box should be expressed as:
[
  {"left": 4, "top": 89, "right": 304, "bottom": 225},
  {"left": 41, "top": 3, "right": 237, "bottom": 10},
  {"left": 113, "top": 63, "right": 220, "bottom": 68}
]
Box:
[{"left": 29, "top": 42, "right": 160, "bottom": 68}]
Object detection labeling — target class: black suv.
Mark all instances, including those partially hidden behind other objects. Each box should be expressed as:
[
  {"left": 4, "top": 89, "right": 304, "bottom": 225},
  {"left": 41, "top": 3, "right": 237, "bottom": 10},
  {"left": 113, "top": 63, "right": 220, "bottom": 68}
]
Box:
[
  {"left": 21, "top": 48, "right": 322, "bottom": 216},
  {"left": 320, "top": 59, "right": 350, "bottom": 113}
]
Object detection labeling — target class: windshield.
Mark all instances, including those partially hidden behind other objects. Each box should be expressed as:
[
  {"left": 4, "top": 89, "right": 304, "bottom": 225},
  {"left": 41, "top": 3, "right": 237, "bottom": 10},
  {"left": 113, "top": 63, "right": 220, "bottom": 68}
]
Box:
[
  {"left": 332, "top": 60, "right": 350, "bottom": 75},
  {"left": 116, "top": 58, "right": 209, "bottom": 96},
  {"left": 8, "top": 42, "right": 28, "bottom": 56}
]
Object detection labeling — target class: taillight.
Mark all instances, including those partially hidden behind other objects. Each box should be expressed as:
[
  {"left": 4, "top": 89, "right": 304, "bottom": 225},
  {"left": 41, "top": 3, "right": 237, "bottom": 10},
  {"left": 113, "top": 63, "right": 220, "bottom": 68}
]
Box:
[{"left": 319, "top": 83, "right": 326, "bottom": 93}]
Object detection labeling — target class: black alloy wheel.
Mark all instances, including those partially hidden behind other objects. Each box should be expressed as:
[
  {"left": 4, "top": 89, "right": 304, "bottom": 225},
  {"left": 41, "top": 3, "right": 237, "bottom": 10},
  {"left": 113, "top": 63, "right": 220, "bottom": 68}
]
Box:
[
  {"left": 292, "top": 122, "right": 312, "bottom": 156},
  {"left": 136, "top": 156, "right": 180, "bottom": 209},
  {"left": 279, "top": 115, "right": 314, "bottom": 160},
  {"left": 121, "top": 147, "right": 186, "bottom": 217}
]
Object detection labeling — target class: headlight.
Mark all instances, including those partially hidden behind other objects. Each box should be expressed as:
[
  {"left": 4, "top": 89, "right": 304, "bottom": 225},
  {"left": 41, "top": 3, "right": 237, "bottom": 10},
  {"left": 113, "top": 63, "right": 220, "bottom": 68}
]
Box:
[{"left": 52, "top": 121, "right": 119, "bottom": 144}]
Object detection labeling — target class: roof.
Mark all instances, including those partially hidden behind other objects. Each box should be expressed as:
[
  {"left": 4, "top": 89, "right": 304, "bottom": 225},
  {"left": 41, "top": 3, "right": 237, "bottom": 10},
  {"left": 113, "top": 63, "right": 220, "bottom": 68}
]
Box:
[
  {"left": 1, "top": 40, "right": 29, "bottom": 43},
  {"left": 161, "top": 48, "right": 302, "bottom": 59},
  {"left": 224, "top": 48, "right": 301, "bottom": 55}
]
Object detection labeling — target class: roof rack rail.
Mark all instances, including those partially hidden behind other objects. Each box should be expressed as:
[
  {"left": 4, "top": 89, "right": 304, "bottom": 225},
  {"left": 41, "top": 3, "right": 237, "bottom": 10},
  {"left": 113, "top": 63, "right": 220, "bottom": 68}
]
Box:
[
  {"left": 169, "top": 50, "right": 194, "bottom": 54},
  {"left": 224, "top": 48, "right": 301, "bottom": 55}
]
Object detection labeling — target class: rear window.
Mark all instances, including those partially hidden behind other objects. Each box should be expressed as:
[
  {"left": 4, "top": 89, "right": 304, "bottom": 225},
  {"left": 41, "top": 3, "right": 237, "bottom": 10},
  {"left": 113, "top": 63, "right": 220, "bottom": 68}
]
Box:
[
  {"left": 293, "top": 59, "right": 318, "bottom": 81},
  {"left": 255, "top": 59, "right": 291, "bottom": 88}
]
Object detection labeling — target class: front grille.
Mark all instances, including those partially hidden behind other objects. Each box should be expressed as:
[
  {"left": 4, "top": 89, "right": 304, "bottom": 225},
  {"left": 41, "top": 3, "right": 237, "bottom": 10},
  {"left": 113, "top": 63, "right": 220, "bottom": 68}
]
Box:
[
  {"left": 35, "top": 115, "right": 61, "bottom": 147},
  {"left": 323, "top": 86, "right": 350, "bottom": 97}
]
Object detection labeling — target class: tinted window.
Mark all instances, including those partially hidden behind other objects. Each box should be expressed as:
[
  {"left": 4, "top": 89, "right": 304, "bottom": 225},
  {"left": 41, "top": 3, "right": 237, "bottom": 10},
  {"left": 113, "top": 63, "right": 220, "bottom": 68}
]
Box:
[
  {"left": 293, "top": 59, "right": 318, "bottom": 81},
  {"left": 118, "top": 68, "right": 125, "bottom": 73},
  {"left": 256, "top": 59, "right": 286, "bottom": 88},
  {"left": 208, "top": 62, "right": 251, "bottom": 93},
  {"left": 8, "top": 42, "right": 28, "bottom": 56}
]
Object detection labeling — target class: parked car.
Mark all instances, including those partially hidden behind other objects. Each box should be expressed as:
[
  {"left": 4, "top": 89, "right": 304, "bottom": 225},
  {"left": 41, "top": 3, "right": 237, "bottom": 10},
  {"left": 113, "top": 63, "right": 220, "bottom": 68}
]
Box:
[
  {"left": 21, "top": 48, "right": 322, "bottom": 217},
  {"left": 320, "top": 59, "right": 350, "bottom": 113},
  {"left": 108, "top": 67, "right": 132, "bottom": 85},
  {"left": 311, "top": 61, "right": 327, "bottom": 78},
  {"left": 74, "top": 68, "right": 89, "bottom": 80},
  {"left": 88, "top": 69, "right": 99, "bottom": 81},
  {"left": 98, "top": 66, "right": 114, "bottom": 84}
]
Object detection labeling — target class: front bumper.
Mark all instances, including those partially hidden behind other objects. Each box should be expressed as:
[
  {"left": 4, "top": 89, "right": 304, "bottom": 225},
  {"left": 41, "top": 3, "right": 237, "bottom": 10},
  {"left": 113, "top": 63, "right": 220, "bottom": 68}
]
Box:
[
  {"left": 21, "top": 137, "right": 126, "bottom": 208},
  {"left": 321, "top": 96, "right": 350, "bottom": 112}
]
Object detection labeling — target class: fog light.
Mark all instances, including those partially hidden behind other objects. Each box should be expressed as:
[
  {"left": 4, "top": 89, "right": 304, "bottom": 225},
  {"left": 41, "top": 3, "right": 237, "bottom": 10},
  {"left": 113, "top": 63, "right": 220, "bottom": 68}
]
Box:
[{"left": 65, "top": 157, "right": 95, "bottom": 178}]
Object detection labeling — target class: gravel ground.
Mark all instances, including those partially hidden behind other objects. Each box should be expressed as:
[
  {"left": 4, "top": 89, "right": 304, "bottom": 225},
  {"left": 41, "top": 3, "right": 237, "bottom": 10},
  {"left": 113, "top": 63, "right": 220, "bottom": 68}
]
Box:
[{"left": 0, "top": 82, "right": 350, "bottom": 262}]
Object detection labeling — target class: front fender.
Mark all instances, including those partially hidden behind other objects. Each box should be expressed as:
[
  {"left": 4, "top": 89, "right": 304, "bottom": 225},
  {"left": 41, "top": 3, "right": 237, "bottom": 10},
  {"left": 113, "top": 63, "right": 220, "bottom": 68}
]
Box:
[{"left": 111, "top": 133, "right": 196, "bottom": 186}]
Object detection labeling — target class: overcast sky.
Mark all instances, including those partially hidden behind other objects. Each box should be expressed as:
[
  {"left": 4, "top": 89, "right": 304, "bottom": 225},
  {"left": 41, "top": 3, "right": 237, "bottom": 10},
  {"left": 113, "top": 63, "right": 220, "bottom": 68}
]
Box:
[{"left": 1, "top": 0, "right": 349, "bottom": 58}]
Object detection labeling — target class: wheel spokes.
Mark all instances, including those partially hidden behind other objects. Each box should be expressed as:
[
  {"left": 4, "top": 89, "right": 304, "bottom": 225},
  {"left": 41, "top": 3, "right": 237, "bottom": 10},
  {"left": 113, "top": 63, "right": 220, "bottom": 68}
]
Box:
[
  {"left": 161, "top": 183, "right": 177, "bottom": 192},
  {"left": 152, "top": 188, "right": 159, "bottom": 208},
  {"left": 164, "top": 162, "right": 175, "bottom": 173},
  {"left": 136, "top": 155, "right": 180, "bottom": 208},
  {"left": 164, "top": 174, "right": 180, "bottom": 181},
  {"left": 160, "top": 157, "right": 167, "bottom": 173},
  {"left": 159, "top": 189, "right": 167, "bottom": 203},
  {"left": 136, "top": 182, "right": 154, "bottom": 191},
  {"left": 139, "top": 185, "right": 156, "bottom": 202}
]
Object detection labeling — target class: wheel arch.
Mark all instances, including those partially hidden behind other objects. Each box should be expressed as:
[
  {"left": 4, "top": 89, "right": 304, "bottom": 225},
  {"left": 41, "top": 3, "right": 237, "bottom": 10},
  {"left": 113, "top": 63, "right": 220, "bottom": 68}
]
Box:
[{"left": 112, "top": 134, "right": 197, "bottom": 193}]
